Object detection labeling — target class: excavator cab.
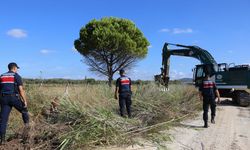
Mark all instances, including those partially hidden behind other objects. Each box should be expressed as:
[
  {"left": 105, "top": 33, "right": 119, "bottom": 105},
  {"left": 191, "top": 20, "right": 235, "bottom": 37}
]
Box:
[{"left": 193, "top": 64, "right": 216, "bottom": 87}]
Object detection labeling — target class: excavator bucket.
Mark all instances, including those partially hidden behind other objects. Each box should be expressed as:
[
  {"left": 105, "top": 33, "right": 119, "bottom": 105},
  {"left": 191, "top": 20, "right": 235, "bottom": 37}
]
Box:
[{"left": 154, "top": 43, "right": 171, "bottom": 90}]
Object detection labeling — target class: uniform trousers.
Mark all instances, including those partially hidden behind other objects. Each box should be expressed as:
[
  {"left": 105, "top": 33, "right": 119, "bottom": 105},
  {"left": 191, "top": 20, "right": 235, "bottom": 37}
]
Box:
[
  {"left": 0, "top": 95, "right": 29, "bottom": 136},
  {"left": 203, "top": 97, "right": 216, "bottom": 122}
]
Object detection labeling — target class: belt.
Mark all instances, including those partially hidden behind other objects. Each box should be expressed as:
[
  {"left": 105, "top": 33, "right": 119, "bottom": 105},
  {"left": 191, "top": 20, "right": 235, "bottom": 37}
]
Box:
[{"left": 1, "top": 93, "right": 19, "bottom": 97}]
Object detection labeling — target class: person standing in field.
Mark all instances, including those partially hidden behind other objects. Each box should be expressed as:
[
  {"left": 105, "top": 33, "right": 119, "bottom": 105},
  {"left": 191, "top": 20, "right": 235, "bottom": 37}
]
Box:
[
  {"left": 199, "top": 74, "right": 221, "bottom": 128},
  {"left": 115, "top": 69, "right": 132, "bottom": 118},
  {"left": 0, "top": 63, "right": 30, "bottom": 145}
]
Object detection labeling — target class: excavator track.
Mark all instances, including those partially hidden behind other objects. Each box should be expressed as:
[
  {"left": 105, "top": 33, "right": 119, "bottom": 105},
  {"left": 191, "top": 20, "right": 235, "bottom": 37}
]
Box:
[{"left": 233, "top": 91, "right": 250, "bottom": 107}]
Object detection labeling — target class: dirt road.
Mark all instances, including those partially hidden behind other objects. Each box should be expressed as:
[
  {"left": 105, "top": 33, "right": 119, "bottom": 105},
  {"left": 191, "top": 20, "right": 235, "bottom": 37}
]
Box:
[
  {"left": 166, "top": 99, "right": 250, "bottom": 150},
  {"left": 104, "top": 99, "right": 250, "bottom": 150}
]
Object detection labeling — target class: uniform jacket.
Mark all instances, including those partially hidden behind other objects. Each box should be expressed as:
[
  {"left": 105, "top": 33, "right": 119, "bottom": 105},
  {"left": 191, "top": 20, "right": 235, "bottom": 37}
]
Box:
[
  {"left": 199, "top": 79, "right": 217, "bottom": 99},
  {"left": 116, "top": 75, "right": 132, "bottom": 94},
  {"left": 0, "top": 71, "right": 23, "bottom": 94}
]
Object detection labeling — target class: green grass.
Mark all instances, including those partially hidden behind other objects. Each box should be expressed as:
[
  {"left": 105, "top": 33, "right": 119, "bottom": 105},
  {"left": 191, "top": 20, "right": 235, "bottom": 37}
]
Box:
[{"left": 6, "top": 82, "right": 201, "bottom": 149}]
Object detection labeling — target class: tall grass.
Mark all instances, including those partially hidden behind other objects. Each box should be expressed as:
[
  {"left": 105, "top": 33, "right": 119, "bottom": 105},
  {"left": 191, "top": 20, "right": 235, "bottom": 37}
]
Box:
[{"left": 6, "top": 82, "right": 200, "bottom": 149}]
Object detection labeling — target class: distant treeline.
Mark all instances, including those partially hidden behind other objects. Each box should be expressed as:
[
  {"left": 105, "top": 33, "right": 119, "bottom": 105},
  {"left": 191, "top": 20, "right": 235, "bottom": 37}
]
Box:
[{"left": 23, "top": 78, "right": 154, "bottom": 85}]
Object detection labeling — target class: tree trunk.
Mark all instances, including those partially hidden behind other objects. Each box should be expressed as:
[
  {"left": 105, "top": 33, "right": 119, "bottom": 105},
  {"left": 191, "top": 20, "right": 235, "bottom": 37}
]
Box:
[
  {"left": 108, "top": 54, "right": 114, "bottom": 87},
  {"left": 108, "top": 75, "right": 113, "bottom": 87}
]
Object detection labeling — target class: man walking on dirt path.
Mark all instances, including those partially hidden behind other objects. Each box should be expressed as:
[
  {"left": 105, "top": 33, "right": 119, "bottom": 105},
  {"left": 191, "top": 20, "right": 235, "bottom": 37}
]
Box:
[
  {"left": 0, "top": 62, "right": 30, "bottom": 145},
  {"left": 199, "top": 74, "right": 220, "bottom": 128},
  {"left": 115, "top": 69, "right": 132, "bottom": 118}
]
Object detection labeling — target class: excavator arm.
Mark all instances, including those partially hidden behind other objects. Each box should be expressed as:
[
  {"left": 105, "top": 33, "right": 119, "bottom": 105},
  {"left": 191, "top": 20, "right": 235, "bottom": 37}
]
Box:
[
  {"left": 156, "top": 42, "right": 250, "bottom": 107},
  {"left": 156, "top": 42, "right": 218, "bottom": 88}
]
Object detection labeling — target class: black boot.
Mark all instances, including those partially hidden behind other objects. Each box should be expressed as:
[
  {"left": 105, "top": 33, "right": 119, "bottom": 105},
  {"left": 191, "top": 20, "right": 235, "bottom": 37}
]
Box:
[
  {"left": 128, "top": 114, "right": 132, "bottom": 118},
  {"left": 204, "top": 121, "right": 208, "bottom": 128},
  {"left": 211, "top": 116, "right": 215, "bottom": 124},
  {"left": 0, "top": 135, "right": 5, "bottom": 145}
]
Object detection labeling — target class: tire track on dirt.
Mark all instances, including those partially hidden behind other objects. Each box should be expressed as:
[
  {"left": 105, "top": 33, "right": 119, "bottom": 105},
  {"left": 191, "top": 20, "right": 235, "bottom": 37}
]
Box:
[{"left": 166, "top": 100, "right": 250, "bottom": 150}]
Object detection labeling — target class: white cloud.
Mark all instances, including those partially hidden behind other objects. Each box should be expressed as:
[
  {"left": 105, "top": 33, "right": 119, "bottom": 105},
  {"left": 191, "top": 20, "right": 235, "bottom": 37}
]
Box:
[
  {"left": 40, "top": 49, "right": 54, "bottom": 54},
  {"left": 6, "top": 28, "right": 27, "bottom": 38},
  {"left": 173, "top": 28, "right": 193, "bottom": 34},
  {"left": 148, "top": 45, "right": 153, "bottom": 49},
  {"left": 159, "top": 28, "right": 170, "bottom": 32},
  {"left": 159, "top": 28, "right": 193, "bottom": 34}
]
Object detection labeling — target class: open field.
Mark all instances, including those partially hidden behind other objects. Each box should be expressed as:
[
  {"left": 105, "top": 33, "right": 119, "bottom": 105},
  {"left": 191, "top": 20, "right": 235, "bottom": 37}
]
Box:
[{"left": 2, "top": 83, "right": 200, "bottom": 149}]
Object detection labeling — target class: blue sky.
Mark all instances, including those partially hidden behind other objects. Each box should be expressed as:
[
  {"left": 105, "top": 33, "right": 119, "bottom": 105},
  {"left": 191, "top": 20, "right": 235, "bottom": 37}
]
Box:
[{"left": 1, "top": 0, "right": 250, "bottom": 80}]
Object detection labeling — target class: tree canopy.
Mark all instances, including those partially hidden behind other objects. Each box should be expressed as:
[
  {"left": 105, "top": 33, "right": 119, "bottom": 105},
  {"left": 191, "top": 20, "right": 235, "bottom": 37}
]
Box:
[{"left": 74, "top": 17, "right": 149, "bottom": 86}]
